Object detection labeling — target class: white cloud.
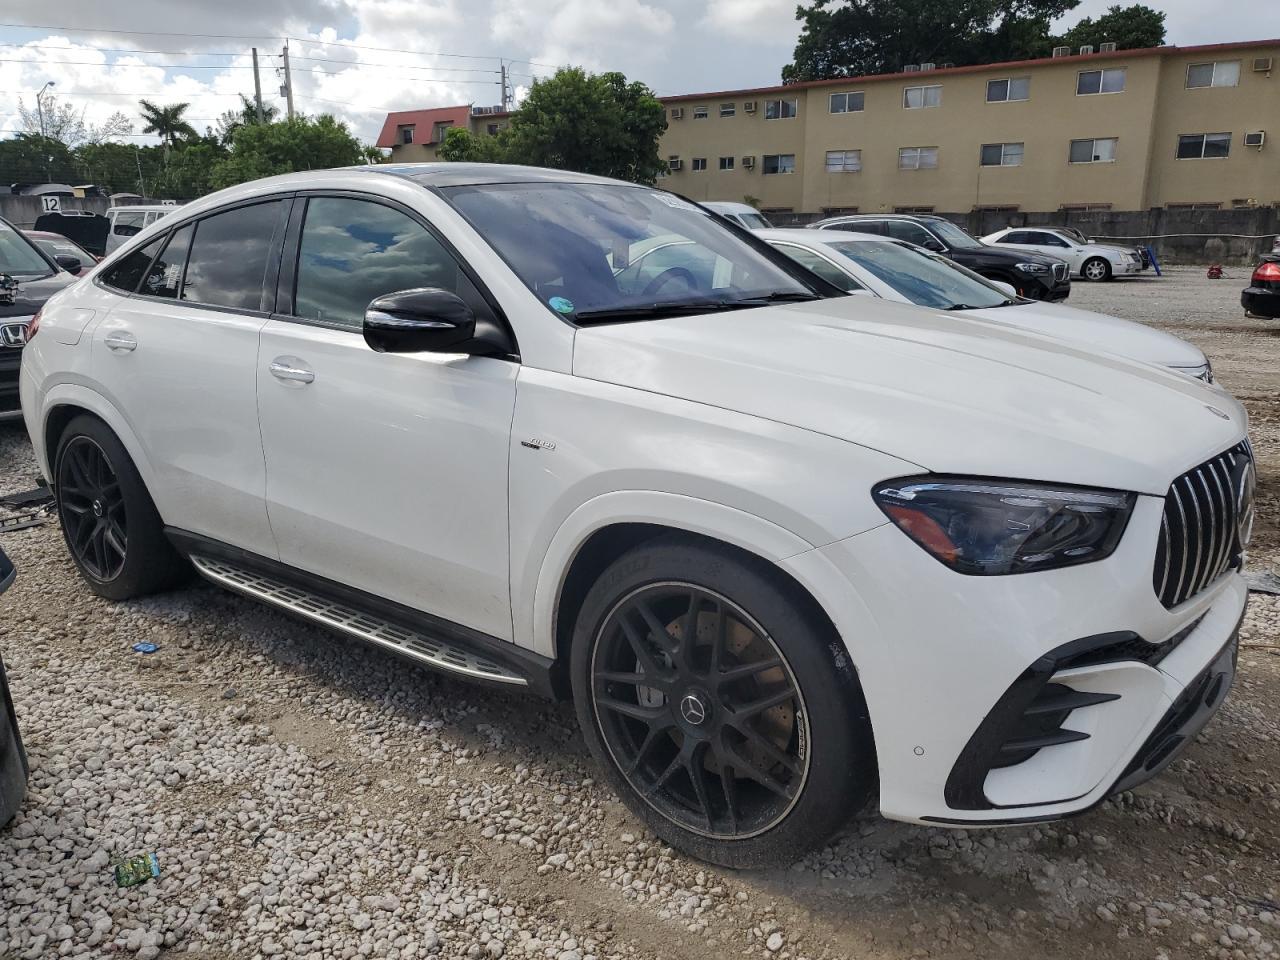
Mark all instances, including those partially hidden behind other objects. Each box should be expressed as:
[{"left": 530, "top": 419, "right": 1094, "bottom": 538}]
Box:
[{"left": 699, "top": 0, "right": 800, "bottom": 44}]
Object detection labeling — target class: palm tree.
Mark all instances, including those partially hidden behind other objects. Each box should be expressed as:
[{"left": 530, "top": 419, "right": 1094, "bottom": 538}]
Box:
[{"left": 138, "top": 100, "right": 198, "bottom": 158}]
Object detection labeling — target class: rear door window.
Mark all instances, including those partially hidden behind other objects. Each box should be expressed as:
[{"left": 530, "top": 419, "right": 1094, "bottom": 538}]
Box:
[
  {"left": 771, "top": 243, "right": 864, "bottom": 292},
  {"left": 140, "top": 225, "right": 193, "bottom": 300},
  {"left": 100, "top": 237, "right": 164, "bottom": 294},
  {"left": 181, "top": 201, "right": 284, "bottom": 312}
]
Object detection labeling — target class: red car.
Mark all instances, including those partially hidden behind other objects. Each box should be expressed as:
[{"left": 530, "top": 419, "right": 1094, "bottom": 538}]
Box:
[
  {"left": 21, "top": 230, "right": 99, "bottom": 276},
  {"left": 1242, "top": 255, "right": 1280, "bottom": 319}
]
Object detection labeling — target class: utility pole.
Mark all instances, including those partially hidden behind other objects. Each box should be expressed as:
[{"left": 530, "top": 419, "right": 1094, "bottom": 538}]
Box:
[
  {"left": 134, "top": 145, "right": 147, "bottom": 198},
  {"left": 36, "top": 81, "right": 54, "bottom": 139},
  {"left": 252, "top": 47, "right": 265, "bottom": 123},
  {"left": 499, "top": 61, "right": 510, "bottom": 111},
  {"left": 281, "top": 42, "right": 295, "bottom": 120}
]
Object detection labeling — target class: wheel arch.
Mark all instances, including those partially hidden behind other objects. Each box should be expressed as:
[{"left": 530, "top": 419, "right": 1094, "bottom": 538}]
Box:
[{"left": 37, "top": 385, "right": 156, "bottom": 492}]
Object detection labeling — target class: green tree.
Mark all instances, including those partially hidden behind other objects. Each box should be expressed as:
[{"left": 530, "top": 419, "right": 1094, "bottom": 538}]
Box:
[
  {"left": 436, "top": 126, "right": 505, "bottom": 163},
  {"left": 138, "top": 100, "right": 198, "bottom": 148},
  {"left": 1053, "top": 3, "right": 1166, "bottom": 51},
  {"left": 500, "top": 68, "right": 667, "bottom": 184},
  {"left": 214, "top": 94, "right": 280, "bottom": 146},
  {"left": 151, "top": 138, "right": 229, "bottom": 199},
  {"left": 208, "top": 114, "right": 363, "bottom": 190},
  {"left": 0, "top": 134, "right": 77, "bottom": 185},
  {"left": 74, "top": 141, "right": 166, "bottom": 195},
  {"left": 783, "top": 0, "right": 1079, "bottom": 81}
]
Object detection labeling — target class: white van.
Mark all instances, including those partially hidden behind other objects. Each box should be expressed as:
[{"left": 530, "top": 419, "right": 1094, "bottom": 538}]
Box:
[
  {"left": 104, "top": 205, "right": 180, "bottom": 255},
  {"left": 702, "top": 201, "right": 772, "bottom": 230}
]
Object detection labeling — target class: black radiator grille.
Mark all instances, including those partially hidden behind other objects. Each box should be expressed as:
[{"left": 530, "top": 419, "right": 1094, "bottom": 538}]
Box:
[{"left": 1153, "top": 440, "right": 1253, "bottom": 609}]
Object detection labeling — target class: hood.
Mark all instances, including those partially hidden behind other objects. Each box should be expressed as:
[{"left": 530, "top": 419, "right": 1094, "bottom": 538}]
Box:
[
  {"left": 571, "top": 297, "right": 1245, "bottom": 496},
  {"left": 969, "top": 244, "right": 1066, "bottom": 267},
  {"left": 0, "top": 270, "right": 78, "bottom": 320},
  {"left": 958, "top": 301, "right": 1206, "bottom": 370}
]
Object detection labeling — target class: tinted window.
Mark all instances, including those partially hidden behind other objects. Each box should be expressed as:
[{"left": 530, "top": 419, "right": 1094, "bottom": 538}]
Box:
[
  {"left": 101, "top": 237, "right": 163, "bottom": 293},
  {"left": 831, "top": 219, "right": 884, "bottom": 236},
  {"left": 0, "top": 223, "right": 53, "bottom": 276},
  {"left": 884, "top": 221, "right": 934, "bottom": 246},
  {"left": 826, "top": 239, "right": 1011, "bottom": 310},
  {"left": 180, "top": 202, "right": 282, "bottom": 311},
  {"left": 771, "top": 244, "right": 864, "bottom": 292},
  {"left": 112, "top": 211, "right": 146, "bottom": 237},
  {"left": 294, "top": 197, "right": 467, "bottom": 330},
  {"left": 141, "top": 225, "right": 192, "bottom": 300}
]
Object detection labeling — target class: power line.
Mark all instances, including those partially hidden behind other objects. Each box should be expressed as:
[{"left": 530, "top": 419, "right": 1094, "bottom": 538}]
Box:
[{"left": 285, "top": 35, "right": 508, "bottom": 63}]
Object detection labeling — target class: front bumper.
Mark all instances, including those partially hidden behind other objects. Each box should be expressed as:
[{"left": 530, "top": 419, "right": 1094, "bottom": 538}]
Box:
[
  {"left": 0, "top": 350, "right": 21, "bottom": 421},
  {"left": 1114, "top": 260, "right": 1143, "bottom": 276},
  {"left": 781, "top": 490, "right": 1247, "bottom": 826}
]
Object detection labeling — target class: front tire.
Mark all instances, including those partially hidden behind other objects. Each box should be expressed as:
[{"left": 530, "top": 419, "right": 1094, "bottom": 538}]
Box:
[
  {"left": 570, "top": 536, "right": 874, "bottom": 869},
  {"left": 1082, "top": 257, "right": 1112, "bottom": 282},
  {"left": 54, "top": 415, "right": 187, "bottom": 600}
]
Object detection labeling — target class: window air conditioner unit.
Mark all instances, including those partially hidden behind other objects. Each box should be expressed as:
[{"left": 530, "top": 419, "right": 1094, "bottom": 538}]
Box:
[
  {"left": 743, "top": 101, "right": 757, "bottom": 113},
  {"left": 1244, "top": 131, "right": 1266, "bottom": 148},
  {"left": 903, "top": 64, "right": 921, "bottom": 72},
  {"left": 742, "top": 155, "right": 755, "bottom": 169},
  {"left": 1254, "top": 57, "right": 1274, "bottom": 73},
  {"left": 1099, "top": 42, "right": 1117, "bottom": 53},
  {"left": 1078, "top": 45, "right": 1094, "bottom": 55},
  {"left": 670, "top": 107, "right": 684, "bottom": 120},
  {"left": 668, "top": 158, "right": 683, "bottom": 170},
  {"left": 920, "top": 62, "right": 936, "bottom": 71},
  {"left": 1052, "top": 46, "right": 1071, "bottom": 57}
]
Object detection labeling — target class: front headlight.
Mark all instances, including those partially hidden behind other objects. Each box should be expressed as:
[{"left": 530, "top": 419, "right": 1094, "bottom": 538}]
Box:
[
  {"left": 1014, "top": 262, "right": 1050, "bottom": 275},
  {"left": 872, "top": 477, "right": 1136, "bottom": 575}
]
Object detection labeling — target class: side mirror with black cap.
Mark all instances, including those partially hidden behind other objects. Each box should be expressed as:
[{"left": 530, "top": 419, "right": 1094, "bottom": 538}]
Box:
[
  {"left": 362, "top": 288, "right": 512, "bottom": 356},
  {"left": 921, "top": 239, "right": 946, "bottom": 253},
  {"left": 55, "top": 254, "right": 81, "bottom": 274}
]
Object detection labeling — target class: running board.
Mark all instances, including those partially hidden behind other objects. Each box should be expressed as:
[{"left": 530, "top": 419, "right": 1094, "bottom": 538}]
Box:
[{"left": 189, "top": 554, "right": 527, "bottom": 687}]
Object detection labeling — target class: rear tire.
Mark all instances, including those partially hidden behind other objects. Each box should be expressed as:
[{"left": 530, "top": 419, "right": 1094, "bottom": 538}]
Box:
[
  {"left": 54, "top": 415, "right": 188, "bottom": 600},
  {"left": 1082, "top": 257, "right": 1112, "bottom": 282},
  {"left": 570, "top": 535, "right": 874, "bottom": 869}
]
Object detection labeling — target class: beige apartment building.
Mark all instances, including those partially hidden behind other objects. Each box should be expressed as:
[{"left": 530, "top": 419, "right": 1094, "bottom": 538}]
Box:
[{"left": 656, "top": 40, "right": 1280, "bottom": 215}]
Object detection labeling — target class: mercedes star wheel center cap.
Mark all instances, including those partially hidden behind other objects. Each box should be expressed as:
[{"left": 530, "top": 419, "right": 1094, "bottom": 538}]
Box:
[{"left": 680, "top": 693, "right": 708, "bottom": 726}]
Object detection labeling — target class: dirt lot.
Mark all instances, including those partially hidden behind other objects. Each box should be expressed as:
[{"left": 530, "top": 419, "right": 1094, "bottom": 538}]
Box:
[{"left": 0, "top": 266, "right": 1278, "bottom": 960}]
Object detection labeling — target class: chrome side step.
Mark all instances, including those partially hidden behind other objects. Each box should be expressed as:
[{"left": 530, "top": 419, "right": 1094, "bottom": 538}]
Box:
[{"left": 190, "top": 554, "right": 526, "bottom": 686}]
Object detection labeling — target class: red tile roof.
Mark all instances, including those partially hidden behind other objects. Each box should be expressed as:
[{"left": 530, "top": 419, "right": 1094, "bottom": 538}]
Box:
[
  {"left": 657, "top": 38, "right": 1280, "bottom": 103},
  {"left": 375, "top": 106, "right": 471, "bottom": 148}
]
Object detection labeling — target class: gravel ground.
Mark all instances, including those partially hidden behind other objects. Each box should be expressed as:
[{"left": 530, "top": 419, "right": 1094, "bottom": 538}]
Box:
[{"left": 1, "top": 265, "right": 1278, "bottom": 960}]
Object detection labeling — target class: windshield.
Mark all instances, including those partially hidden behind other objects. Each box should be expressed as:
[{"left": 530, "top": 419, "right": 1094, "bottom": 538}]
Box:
[
  {"left": 34, "top": 236, "right": 91, "bottom": 262},
  {"left": 738, "top": 212, "right": 772, "bottom": 230},
  {"left": 441, "top": 182, "right": 813, "bottom": 323},
  {"left": 929, "top": 220, "right": 984, "bottom": 250},
  {"left": 826, "top": 239, "right": 1013, "bottom": 310},
  {"left": 1061, "top": 227, "right": 1089, "bottom": 244},
  {"left": 0, "top": 222, "right": 53, "bottom": 277}
]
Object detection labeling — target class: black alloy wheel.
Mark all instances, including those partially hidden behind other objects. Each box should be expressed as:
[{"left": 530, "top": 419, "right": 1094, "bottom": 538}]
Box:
[
  {"left": 589, "top": 582, "right": 810, "bottom": 840},
  {"left": 57, "top": 436, "right": 128, "bottom": 581}
]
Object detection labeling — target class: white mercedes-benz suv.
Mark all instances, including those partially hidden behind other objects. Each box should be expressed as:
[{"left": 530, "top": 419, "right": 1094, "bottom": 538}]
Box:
[{"left": 20, "top": 165, "right": 1254, "bottom": 868}]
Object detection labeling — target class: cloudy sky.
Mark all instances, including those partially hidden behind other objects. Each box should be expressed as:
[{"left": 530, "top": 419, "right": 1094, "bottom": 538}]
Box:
[{"left": 1, "top": 0, "right": 1277, "bottom": 146}]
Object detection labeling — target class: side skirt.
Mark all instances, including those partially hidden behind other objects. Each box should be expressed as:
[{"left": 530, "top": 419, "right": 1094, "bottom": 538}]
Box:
[{"left": 165, "top": 529, "right": 566, "bottom": 700}]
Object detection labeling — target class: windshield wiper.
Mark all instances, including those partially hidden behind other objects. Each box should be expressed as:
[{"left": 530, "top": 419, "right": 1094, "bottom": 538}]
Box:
[
  {"left": 733, "top": 291, "right": 820, "bottom": 304},
  {"left": 572, "top": 299, "right": 755, "bottom": 324}
]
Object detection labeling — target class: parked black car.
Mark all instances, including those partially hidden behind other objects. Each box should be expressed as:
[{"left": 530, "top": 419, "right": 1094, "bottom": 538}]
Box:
[
  {"left": 811, "top": 214, "right": 1072, "bottom": 301},
  {"left": 1, "top": 215, "right": 79, "bottom": 421},
  {"left": 0, "top": 545, "right": 26, "bottom": 827},
  {"left": 1242, "top": 256, "right": 1280, "bottom": 319}
]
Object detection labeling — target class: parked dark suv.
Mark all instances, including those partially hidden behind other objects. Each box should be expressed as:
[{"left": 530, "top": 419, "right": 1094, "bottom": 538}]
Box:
[
  {"left": 811, "top": 214, "right": 1072, "bottom": 301},
  {"left": 1, "top": 216, "right": 79, "bottom": 420}
]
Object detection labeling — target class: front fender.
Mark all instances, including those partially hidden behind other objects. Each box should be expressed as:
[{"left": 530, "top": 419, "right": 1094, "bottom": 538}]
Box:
[{"left": 524, "top": 490, "right": 816, "bottom": 660}]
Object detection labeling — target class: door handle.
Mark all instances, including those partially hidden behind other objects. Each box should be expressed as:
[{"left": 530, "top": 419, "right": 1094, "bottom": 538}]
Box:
[
  {"left": 103, "top": 332, "right": 137, "bottom": 353},
  {"left": 269, "top": 358, "right": 315, "bottom": 384}
]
